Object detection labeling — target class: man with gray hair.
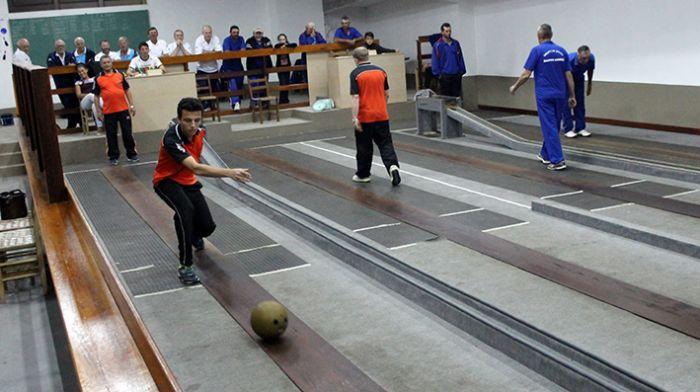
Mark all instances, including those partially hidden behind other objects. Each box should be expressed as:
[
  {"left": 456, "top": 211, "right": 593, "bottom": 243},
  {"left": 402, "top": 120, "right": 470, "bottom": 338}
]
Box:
[
  {"left": 167, "top": 29, "right": 193, "bottom": 56},
  {"left": 509, "top": 24, "right": 576, "bottom": 171},
  {"left": 47, "top": 39, "right": 80, "bottom": 128},
  {"left": 349, "top": 46, "right": 401, "bottom": 186},
  {"left": 13, "top": 38, "right": 32, "bottom": 66},
  {"left": 195, "top": 25, "right": 223, "bottom": 104},
  {"left": 72, "top": 36, "right": 96, "bottom": 70}
]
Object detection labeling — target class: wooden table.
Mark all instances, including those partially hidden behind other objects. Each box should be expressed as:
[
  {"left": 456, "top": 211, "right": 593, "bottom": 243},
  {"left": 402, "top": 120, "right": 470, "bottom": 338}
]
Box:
[{"left": 128, "top": 71, "right": 197, "bottom": 133}]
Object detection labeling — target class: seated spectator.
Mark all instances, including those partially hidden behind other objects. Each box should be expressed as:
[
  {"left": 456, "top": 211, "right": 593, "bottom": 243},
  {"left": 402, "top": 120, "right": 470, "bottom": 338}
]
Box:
[
  {"left": 47, "top": 39, "right": 80, "bottom": 128},
  {"left": 74, "top": 63, "right": 103, "bottom": 130},
  {"left": 362, "top": 32, "right": 397, "bottom": 54},
  {"left": 13, "top": 38, "right": 32, "bottom": 66},
  {"left": 221, "top": 25, "right": 246, "bottom": 111},
  {"left": 118, "top": 36, "right": 136, "bottom": 61},
  {"left": 295, "top": 21, "right": 326, "bottom": 83},
  {"left": 73, "top": 36, "right": 96, "bottom": 75},
  {"left": 146, "top": 27, "right": 168, "bottom": 57},
  {"left": 94, "top": 40, "right": 120, "bottom": 62},
  {"left": 334, "top": 16, "right": 362, "bottom": 46},
  {"left": 274, "top": 33, "right": 297, "bottom": 104},
  {"left": 166, "top": 29, "right": 193, "bottom": 56},
  {"left": 127, "top": 42, "right": 165, "bottom": 76}
]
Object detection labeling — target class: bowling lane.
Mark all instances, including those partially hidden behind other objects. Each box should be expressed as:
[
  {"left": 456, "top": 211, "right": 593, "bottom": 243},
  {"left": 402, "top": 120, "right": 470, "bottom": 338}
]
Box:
[{"left": 199, "top": 180, "right": 564, "bottom": 392}]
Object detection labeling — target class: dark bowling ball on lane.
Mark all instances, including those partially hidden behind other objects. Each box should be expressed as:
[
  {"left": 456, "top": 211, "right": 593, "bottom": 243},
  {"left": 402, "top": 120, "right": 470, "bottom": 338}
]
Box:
[{"left": 250, "top": 300, "right": 288, "bottom": 340}]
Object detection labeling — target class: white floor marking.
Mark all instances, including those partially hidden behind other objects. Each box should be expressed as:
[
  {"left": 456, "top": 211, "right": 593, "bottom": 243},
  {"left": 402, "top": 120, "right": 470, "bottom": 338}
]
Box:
[
  {"left": 439, "top": 208, "right": 485, "bottom": 217},
  {"left": 540, "top": 190, "right": 583, "bottom": 200},
  {"left": 249, "top": 264, "right": 310, "bottom": 278},
  {"left": 610, "top": 179, "right": 646, "bottom": 188},
  {"left": 227, "top": 243, "right": 281, "bottom": 255},
  {"left": 663, "top": 189, "right": 700, "bottom": 199},
  {"left": 482, "top": 221, "right": 530, "bottom": 233},
  {"left": 134, "top": 285, "right": 204, "bottom": 298},
  {"left": 63, "top": 160, "right": 158, "bottom": 175},
  {"left": 389, "top": 243, "right": 418, "bottom": 250},
  {"left": 590, "top": 203, "right": 635, "bottom": 212},
  {"left": 298, "top": 142, "right": 531, "bottom": 209},
  {"left": 121, "top": 264, "right": 154, "bottom": 273},
  {"left": 251, "top": 136, "right": 347, "bottom": 150},
  {"left": 353, "top": 223, "right": 401, "bottom": 232}
]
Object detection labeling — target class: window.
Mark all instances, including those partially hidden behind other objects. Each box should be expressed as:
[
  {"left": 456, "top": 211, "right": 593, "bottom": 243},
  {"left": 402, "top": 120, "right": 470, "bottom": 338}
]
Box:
[{"left": 9, "top": 0, "right": 146, "bottom": 13}]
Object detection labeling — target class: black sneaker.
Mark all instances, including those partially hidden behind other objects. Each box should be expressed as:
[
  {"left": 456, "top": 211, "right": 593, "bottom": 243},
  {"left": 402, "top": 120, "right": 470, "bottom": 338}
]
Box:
[
  {"left": 178, "top": 265, "right": 201, "bottom": 286},
  {"left": 109, "top": 159, "right": 119, "bottom": 166},
  {"left": 389, "top": 165, "right": 401, "bottom": 187},
  {"left": 127, "top": 156, "right": 140, "bottom": 163},
  {"left": 193, "top": 237, "right": 204, "bottom": 251},
  {"left": 547, "top": 162, "right": 567, "bottom": 171}
]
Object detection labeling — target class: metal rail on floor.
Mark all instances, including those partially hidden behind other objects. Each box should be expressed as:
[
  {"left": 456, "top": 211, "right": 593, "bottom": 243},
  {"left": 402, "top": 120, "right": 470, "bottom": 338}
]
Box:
[
  {"left": 416, "top": 96, "right": 700, "bottom": 183},
  {"left": 201, "top": 140, "right": 664, "bottom": 392}
]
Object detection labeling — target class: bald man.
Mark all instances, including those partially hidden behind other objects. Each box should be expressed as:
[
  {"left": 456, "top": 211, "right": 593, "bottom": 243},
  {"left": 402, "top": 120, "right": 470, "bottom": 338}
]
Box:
[
  {"left": 13, "top": 38, "right": 32, "bottom": 66},
  {"left": 194, "top": 25, "right": 223, "bottom": 107},
  {"left": 47, "top": 39, "right": 80, "bottom": 128}
]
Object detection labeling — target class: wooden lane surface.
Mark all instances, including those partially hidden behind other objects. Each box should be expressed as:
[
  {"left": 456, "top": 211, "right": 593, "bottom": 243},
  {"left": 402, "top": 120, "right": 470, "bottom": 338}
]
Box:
[
  {"left": 101, "top": 166, "right": 385, "bottom": 392},
  {"left": 18, "top": 133, "right": 171, "bottom": 391},
  {"left": 236, "top": 148, "right": 700, "bottom": 340},
  {"left": 393, "top": 139, "right": 700, "bottom": 219}
]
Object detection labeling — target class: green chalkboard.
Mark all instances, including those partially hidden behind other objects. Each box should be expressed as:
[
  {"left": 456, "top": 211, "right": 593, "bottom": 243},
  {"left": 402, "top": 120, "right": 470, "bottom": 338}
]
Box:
[{"left": 9, "top": 10, "right": 150, "bottom": 65}]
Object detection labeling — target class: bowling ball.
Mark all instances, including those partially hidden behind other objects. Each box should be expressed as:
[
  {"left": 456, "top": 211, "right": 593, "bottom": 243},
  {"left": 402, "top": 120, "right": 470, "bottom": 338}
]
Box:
[{"left": 250, "top": 301, "right": 288, "bottom": 340}]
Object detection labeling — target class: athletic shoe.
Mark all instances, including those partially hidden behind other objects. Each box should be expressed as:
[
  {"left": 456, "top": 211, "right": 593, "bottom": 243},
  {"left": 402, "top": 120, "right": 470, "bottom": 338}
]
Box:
[
  {"left": 193, "top": 237, "right": 204, "bottom": 251},
  {"left": 536, "top": 154, "right": 551, "bottom": 164},
  {"left": 178, "top": 265, "right": 201, "bottom": 286},
  {"left": 110, "top": 159, "right": 119, "bottom": 166},
  {"left": 564, "top": 131, "right": 578, "bottom": 138},
  {"left": 352, "top": 175, "right": 371, "bottom": 183},
  {"left": 389, "top": 165, "right": 401, "bottom": 187},
  {"left": 127, "top": 156, "right": 140, "bottom": 163},
  {"left": 578, "top": 129, "right": 591, "bottom": 137},
  {"left": 547, "top": 162, "right": 567, "bottom": 171},
  {"left": 233, "top": 102, "right": 241, "bottom": 111}
]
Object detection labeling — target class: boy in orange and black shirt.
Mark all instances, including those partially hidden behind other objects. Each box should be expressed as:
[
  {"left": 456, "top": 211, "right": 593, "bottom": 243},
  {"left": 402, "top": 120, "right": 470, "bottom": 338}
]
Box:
[
  {"left": 350, "top": 47, "right": 401, "bottom": 186},
  {"left": 153, "top": 98, "right": 251, "bottom": 285},
  {"left": 93, "top": 56, "right": 139, "bottom": 165}
]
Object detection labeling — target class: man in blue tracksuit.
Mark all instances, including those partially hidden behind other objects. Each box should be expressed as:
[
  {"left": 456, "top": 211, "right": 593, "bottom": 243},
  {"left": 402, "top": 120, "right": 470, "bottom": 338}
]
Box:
[
  {"left": 431, "top": 22, "right": 466, "bottom": 98},
  {"left": 563, "top": 45, "right": 595, "bottom": 138},
  {"left": 510, "top": 24, "right": 576, "bottom": 171},
  {"left": 221, "top": 25, "right": 246, "bottom": 111}
]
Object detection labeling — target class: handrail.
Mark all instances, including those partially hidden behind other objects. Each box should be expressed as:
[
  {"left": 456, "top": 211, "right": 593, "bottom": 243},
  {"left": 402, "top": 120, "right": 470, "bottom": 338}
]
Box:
[{"left": 47, "top": 43, "right": 349, "bottom": 75}]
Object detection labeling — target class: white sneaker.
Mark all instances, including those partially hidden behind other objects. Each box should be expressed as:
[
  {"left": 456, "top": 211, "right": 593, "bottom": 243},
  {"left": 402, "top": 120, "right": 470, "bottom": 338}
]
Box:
[
  {"left": 578, "top": 129, "right": 591, "bottom": 137},
  {"left": 352, "top": 175, "right": 371, "bottom": 183},
  {"left": 564, "top": 131, "right": 578, "bottom": 138},
  {"left": 233, "top": 102, "right": 241, "bottom": 111},
  {"left": 536, "top": 154, "right": 551, "bottom": 164}
]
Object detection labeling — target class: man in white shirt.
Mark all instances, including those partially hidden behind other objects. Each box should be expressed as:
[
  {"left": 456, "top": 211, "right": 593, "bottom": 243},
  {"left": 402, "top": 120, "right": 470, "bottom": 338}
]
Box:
[
  {"left": 146, "top": 27, "right": 168, "bottom": 57},
  {"left": 12, "top": 38, "right": 32, "bottom": 66},
  {"left": 128, "top": 42, "right": 166, "bottom": 76},
  {"left": 166, "top": 29, "right": 193, "bottom": 56},
  {"left": 94, "top": 40, "right": 120, "bottom": 62},
  {"left": 194, "top": 25, "right": 223, "bottom": 107}
]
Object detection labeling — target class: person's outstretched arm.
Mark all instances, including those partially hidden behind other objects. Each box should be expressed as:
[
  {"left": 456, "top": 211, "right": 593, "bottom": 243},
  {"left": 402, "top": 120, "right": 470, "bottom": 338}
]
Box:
[{"left": 180, "top": 156, "right": 251, "bottom": 182}]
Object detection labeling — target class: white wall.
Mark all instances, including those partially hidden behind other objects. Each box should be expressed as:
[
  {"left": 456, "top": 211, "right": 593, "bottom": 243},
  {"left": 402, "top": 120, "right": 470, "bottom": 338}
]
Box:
[
  {"left": 0, "top": 0, "right": 325, "bottom": 110},
  {"left": 474, "top": 0, "right": 700, "bottom": 86},
  {"left": 1, "top": 0, "right": 13, "bottom": 109}
]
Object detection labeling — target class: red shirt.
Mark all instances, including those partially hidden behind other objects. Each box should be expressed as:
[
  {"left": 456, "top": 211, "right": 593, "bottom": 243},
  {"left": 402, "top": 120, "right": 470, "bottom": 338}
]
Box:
[
  {"left": 93, "top": 71, "right": 130, "bottom": 115},
  {"left": 153, "top": 124, "right": 206, "bottom": 186},
  {"left": 349, "top": 62, "right": 390, "bottom": 123}
]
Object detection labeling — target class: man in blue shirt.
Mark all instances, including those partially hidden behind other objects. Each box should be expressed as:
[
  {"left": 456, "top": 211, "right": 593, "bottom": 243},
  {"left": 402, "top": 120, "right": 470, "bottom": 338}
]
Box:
[
  {"left": 334, "top": 16, "right": 362, "bottom": 46},
  {"left": 431, "top": 23, "right": 466, "bottom": 98},
  {"left": 510, "top": 24, "right": 576, "bottom": 171},
  {"left": 563, "top": 45, "right": 595, "bottom": 138},
  {"left": 221, "top": 25, "right": 246, "bottom": 111}
]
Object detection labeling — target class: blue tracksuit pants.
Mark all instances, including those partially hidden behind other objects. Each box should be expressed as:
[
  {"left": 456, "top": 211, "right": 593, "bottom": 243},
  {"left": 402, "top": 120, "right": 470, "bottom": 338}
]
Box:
[{"left": 536, "top": 97, "right": 566, "bottom": 164}]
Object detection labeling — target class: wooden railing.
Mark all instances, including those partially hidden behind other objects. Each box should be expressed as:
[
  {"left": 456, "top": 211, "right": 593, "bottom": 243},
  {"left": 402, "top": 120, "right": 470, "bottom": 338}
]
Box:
[
  {"left": 45, "top": 42, "right": 355, "bottom": 131},
  {"left": 13, "top": 60, "right": 181, "bottom": 391},
  {"left": 12, "top": 63, "right": 66, "bottom": 203},
  {"left": 416, "top": 35, "right": 434, "bottom": 90}
]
